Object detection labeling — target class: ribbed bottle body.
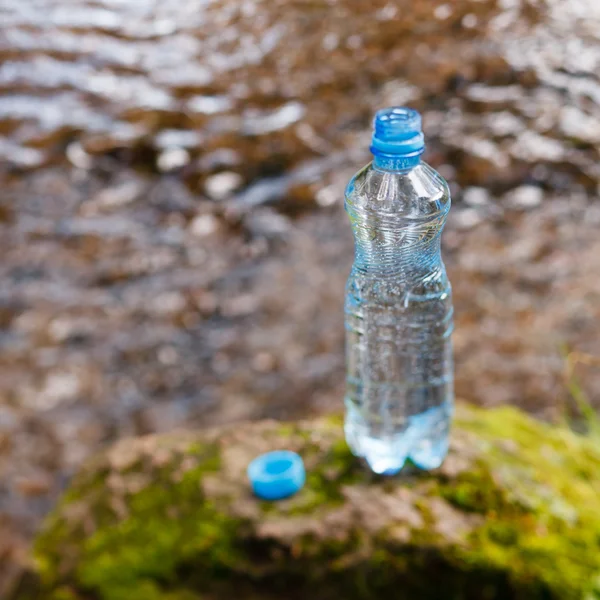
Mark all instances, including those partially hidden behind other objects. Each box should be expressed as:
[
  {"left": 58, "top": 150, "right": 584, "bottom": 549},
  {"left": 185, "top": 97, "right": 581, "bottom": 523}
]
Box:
[{"left": 344, "top": 161, "right": 453, "bottom": 475}]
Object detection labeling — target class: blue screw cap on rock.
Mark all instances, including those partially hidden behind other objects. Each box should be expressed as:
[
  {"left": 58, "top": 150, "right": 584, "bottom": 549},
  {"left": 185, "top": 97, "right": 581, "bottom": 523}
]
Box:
[{"left": 247, "top": 450, "right": 306, "bottom": 500}]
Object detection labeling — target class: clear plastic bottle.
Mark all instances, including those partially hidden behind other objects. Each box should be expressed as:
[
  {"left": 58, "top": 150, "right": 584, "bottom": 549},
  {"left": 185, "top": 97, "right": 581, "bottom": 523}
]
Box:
[{"left": 344, "top": 107, "right": 453, "bottom": 475}]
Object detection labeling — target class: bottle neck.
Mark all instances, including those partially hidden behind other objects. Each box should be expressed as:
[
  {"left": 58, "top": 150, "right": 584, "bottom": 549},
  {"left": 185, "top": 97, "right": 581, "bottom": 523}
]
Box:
[{"left": 371, "top": 152, "right": 422, "bottom": 171}]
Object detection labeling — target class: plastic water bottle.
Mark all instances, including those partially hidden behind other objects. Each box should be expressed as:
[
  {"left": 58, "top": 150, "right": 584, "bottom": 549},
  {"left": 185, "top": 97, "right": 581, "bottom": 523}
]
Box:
[{"left": 344, "top": 107, "right": 453, "bottom": 475}]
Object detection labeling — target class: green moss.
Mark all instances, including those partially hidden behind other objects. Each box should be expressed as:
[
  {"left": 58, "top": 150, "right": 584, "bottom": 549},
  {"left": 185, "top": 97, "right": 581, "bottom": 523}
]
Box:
[
  {"left": 35, "top": 442, "right": 229, "bottom": 600},
  {"left": 268, "top": 434, "right": 366, "bottom": 517},
  {"left": 439, "top": 466, "right": 510, "bottom": 514},
  {"left": 299, "top": 438, "right": 363, "bottom": 508},
  {"left": 28, "top": 405, "right": 600, "bottom": 600},
  {"left": 446, "top": 406, "right": 600, "bottom": 600}
]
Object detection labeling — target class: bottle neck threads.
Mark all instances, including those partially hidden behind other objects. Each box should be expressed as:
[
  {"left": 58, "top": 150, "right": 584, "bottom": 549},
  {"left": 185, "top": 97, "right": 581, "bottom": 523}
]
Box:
[{"left": 370, "top": 107, "right": 425, "bottom": 169}]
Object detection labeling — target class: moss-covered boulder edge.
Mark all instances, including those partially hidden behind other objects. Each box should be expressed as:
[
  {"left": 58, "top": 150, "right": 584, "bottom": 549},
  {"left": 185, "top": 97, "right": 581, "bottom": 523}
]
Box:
[{"left": 14, "top": 405, "right": 600, "bottom": 600}]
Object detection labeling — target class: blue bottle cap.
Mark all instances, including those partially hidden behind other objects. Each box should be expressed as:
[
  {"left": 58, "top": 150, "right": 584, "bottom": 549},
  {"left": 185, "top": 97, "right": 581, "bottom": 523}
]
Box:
[
  {"left": 247, "top": 450, "right": 306, "bottom": 501},
  {"left": 371, "top": 106, "right": 425, "bottom": 156}
]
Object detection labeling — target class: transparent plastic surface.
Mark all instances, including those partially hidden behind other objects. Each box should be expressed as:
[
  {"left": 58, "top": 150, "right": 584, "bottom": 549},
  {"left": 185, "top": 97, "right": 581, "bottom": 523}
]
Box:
[{"left": 344, "top": 160, "right": 453, "bottom": 475}]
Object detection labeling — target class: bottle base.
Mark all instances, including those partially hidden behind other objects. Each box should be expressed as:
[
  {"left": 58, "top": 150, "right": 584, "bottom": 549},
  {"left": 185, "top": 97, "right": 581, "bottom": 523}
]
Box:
[{"left": 344, "top": 402, "right": 452, "bottom": 475}]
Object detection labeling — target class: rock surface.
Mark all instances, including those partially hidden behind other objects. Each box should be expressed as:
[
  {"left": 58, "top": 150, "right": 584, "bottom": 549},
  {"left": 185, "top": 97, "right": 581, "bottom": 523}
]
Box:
[{"left": 11, "top": 405, "right": 600, "bottom": 600}]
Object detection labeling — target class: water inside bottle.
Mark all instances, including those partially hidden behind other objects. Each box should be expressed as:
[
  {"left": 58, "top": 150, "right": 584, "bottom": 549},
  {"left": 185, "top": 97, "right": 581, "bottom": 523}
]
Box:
[{"left": 343, "top": 107, "right": 454, "bottom": 475}]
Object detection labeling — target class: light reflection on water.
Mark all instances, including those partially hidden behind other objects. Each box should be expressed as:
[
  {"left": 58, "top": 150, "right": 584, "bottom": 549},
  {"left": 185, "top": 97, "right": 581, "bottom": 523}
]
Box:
[{"left": 0, "top": 0, "right": 598, "bottom": 180}]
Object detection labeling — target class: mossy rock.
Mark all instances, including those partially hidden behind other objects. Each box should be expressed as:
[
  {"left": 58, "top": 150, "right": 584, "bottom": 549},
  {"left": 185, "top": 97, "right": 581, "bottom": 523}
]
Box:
[{"left": 13, "top": 405, "right": 600, "bottom": 600}]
